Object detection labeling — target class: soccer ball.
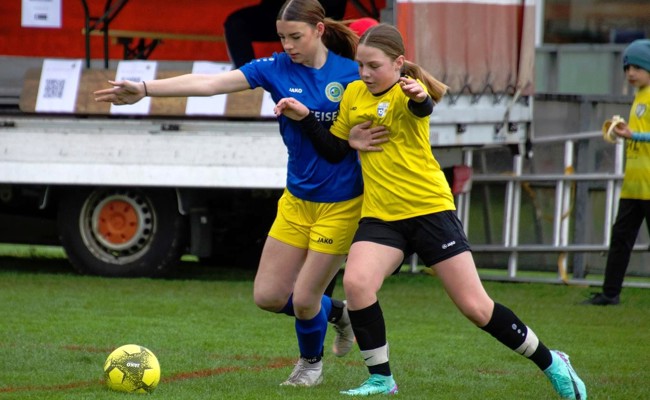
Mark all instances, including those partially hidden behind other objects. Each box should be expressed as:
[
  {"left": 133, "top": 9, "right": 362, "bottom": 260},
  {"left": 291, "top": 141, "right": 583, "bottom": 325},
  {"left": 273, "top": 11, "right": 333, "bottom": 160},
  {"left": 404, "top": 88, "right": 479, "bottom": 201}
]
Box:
[{"left": 103, "top": 344, "right": 161, "bottom": 393}]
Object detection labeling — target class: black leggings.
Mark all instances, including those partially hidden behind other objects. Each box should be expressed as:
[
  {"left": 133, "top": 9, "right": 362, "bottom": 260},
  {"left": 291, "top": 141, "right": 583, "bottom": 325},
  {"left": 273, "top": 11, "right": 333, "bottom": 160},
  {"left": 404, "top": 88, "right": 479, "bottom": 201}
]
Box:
[{"left": 603, "top": 198, "right": 650, "bottom": 297}]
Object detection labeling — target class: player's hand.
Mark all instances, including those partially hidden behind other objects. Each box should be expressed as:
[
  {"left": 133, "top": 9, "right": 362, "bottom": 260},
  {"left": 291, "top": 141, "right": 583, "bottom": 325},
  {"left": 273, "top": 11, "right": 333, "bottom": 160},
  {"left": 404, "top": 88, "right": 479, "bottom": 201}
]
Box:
[
  {"left": 399, "top": 77, "right": 427, "bottom": 103},
  {"left": 94, "top": 80, "right": 145, "bottom": 105},
  {"left": 349, "top": 121, "right": 389, "bottom": 152},
  {"left": 613, "top": 122, "right": 632, "bottom": 139},
  {"left": 274, "top": 97, "right": 310, "bottom": 120}
]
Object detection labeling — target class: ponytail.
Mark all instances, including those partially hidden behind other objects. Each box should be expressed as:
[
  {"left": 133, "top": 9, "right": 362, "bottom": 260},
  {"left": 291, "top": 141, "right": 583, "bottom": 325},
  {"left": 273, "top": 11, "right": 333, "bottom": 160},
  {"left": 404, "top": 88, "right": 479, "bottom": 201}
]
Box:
[
  {"left": 403, "top": 60, "right": 448, "bottom": 103},
  {"left": 360, "top": 23, "right": 448, "bottom": 102},
  {"left": 322, "top": 18, "right": 358, "bottom": 60},
  {"left": 278, "top": 0, "right": 358, "bottom": 60}
]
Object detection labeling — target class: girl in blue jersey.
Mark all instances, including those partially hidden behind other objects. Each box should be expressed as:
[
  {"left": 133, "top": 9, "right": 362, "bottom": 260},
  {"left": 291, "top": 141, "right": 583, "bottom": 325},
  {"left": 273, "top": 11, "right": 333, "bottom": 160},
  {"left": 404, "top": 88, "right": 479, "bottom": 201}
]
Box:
[
  {"left": 275, "top": 23, "right": 587, "bottom": 399},
  {"left": 95, "top": 0, "right": 364, "bottom": 387}
]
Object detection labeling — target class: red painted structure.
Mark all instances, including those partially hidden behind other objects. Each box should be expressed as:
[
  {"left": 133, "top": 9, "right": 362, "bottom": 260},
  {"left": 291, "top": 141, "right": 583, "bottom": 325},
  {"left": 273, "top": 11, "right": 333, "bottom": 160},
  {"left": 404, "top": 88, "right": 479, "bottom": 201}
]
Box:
[{"left": 1, "top": 0, "right": 382, "bottom": 62}]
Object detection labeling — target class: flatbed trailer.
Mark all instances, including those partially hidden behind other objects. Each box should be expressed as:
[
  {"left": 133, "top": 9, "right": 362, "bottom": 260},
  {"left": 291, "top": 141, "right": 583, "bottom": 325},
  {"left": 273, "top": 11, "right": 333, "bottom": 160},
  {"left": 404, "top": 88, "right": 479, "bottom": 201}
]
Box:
[{"left": 0, "top": 115, "right": 288, "bottom": 276}]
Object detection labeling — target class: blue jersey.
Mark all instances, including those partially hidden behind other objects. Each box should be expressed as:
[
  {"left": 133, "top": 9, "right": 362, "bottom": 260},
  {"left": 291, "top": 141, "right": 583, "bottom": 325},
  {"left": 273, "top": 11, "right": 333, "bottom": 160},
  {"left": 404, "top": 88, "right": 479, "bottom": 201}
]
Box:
[{"left": 240, "top": 51, "right": 363, "bottom": 203}]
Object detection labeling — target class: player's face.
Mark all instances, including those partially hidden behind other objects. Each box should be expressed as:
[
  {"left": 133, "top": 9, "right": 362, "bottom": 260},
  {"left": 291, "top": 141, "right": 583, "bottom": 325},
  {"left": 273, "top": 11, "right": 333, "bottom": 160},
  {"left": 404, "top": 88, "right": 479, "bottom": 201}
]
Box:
[
  {"left": 624, "top": 65, "right": 650, "bottom": 89},
  {"left": 356, "top": 44, "right": 404, "bottom": 94},
  {"left": 276, "top": 20, "right": 322, "bottom": 66}
]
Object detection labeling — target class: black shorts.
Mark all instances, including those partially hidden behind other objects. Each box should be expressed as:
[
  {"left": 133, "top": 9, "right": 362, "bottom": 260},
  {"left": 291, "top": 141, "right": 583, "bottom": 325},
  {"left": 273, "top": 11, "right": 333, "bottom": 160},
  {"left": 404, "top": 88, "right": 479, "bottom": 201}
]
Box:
[{"left": 352, "top": 210, "right": 471, "bottom": 267}]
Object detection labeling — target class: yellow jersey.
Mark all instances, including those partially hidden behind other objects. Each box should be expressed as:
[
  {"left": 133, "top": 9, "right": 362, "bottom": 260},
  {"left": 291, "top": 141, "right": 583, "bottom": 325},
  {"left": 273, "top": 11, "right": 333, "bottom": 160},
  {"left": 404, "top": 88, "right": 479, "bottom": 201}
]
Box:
[
  {"left": 330, "top": 80, "right": 455, "bottom": 221},
  {"left": 621, "top": 85, "right": 650, "bottom": 199}
]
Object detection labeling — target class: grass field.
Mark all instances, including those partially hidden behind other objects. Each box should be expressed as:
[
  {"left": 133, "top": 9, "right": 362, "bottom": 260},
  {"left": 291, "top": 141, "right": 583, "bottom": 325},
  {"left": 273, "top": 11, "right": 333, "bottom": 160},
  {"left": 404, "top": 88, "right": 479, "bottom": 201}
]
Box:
[{"left": 0, "top": 249, "right": 648, "bottom": 399}]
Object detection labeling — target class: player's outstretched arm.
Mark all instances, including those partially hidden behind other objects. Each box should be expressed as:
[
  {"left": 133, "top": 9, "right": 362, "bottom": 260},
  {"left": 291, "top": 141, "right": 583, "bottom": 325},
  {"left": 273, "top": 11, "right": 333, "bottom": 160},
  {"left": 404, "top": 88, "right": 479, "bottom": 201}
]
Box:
[
  {"left": 94, "top": 80, "right": 144, "bottom": 105},
  {"left": 94, "top": 70, "right": 250, "bottom": 105}
]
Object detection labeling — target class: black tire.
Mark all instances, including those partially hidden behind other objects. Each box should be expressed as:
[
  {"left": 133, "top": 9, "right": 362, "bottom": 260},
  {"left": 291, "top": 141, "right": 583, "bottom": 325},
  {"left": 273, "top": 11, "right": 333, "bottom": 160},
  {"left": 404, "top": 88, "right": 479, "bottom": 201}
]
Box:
[{"left": 57, "top": 187, "right": 186, "bottom": 277}]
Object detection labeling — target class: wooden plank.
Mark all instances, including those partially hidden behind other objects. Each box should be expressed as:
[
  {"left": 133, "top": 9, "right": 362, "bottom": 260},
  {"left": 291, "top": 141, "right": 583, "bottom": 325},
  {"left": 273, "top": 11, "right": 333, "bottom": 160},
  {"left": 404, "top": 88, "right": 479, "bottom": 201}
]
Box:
[
  {"left": 19, "top": 68, "right": 40, "bottom": 113},
  {"left": 77, "top": 69, "right": 115, "bottom": 114},
  {"left": 226, "top": 88, "right": 264, "bottom": 117},
  {"left": 82, "top": 28, "right": 224, "bottom": 42},
  {"left": 20, "top": 68, "right": 266, "bottom": 117}
]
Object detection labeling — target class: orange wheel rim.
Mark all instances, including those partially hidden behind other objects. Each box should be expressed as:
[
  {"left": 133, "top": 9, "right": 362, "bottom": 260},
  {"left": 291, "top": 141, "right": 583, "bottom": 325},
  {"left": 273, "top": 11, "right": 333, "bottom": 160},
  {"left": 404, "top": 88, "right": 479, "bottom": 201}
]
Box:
[{"left": 96, "top": 200, "right": 139, "bottom": 245}]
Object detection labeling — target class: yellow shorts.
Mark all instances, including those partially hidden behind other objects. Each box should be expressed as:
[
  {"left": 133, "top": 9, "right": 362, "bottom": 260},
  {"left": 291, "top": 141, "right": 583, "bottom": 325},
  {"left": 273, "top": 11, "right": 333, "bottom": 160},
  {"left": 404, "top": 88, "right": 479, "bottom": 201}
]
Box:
[{"left": 268, "top": 189, "right": 362, "bottom": 255}]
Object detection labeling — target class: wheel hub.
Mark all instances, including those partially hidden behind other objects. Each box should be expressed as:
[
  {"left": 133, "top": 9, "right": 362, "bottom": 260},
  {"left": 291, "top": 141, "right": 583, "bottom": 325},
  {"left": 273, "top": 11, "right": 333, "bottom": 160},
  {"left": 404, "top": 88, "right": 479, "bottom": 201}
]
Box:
[
  {"left": 96, "top": 199, "right": 139, "bottom": 245},
  {"left": 82, "top": 190, "right": 155, "bottom": 263}
]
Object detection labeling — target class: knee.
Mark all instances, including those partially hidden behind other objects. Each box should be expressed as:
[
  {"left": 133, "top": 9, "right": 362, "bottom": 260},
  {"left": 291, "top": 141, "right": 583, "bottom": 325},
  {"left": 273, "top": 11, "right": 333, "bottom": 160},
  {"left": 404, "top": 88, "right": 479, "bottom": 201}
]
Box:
[
  {"left": 253, "top": 290, "right": 287, "bottom": 313},
  {"left": 292, "top": 304, "right": 312, "bottom": 320},
  {"left": 458, "top": 300, "right": 493, "bottom": 327},
  {"left": 291, "top": 292, "right": 319, "bottom": 320},
  {"left": 342, "top": 270, "right": 368, "bottom": 300}
]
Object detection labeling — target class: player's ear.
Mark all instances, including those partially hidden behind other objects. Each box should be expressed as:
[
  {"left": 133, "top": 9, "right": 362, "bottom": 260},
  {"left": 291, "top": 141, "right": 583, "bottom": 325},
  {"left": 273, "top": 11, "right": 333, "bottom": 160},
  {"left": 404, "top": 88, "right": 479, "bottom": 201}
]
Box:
[
  {"left": 316, "top": 22, "right": 325, "bottom": 37},
  {"left": 394, "top": 55, "right": 405, "bottom": 72}
]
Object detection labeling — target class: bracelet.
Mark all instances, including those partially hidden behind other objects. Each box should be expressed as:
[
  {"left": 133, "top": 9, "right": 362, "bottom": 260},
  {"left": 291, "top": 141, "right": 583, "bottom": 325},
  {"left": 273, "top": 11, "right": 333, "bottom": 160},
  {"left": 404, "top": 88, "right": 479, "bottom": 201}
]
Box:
[{"left": 142, "top": 81, "right": 149, "bottom": 97}]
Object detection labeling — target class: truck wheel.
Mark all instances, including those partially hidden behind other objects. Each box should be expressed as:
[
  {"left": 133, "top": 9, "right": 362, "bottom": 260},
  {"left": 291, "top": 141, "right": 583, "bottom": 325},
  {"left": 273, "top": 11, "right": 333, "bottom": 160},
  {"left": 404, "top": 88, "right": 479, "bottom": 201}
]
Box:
[{"left": 57, "top": 187, "right": 186, "bottom": 277}]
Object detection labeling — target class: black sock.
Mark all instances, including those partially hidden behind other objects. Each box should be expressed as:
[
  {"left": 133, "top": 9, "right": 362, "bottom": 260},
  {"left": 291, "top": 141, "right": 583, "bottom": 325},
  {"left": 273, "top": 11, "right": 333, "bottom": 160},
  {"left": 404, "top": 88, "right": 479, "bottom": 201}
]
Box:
[
  {"left": 328, "top": 298, "right": 344, "bottom": 323},
  {"left": 324, "top": 272, "right": 338, "bottom": 297},
  {"left": 348, "top": 301, "right": 391, "bottom": 376},
  {"left": 481, "top": 303, "right": 552, "bottom": 371}
]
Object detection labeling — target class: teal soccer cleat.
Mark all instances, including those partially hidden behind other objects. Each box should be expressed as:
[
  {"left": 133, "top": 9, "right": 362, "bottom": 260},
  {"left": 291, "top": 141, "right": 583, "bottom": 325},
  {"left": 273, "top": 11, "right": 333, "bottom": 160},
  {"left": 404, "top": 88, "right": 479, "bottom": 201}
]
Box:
[
  {"left": 544, "top": 350, "right": 587, "bottom": 399},
  {"left": 340, "top": 374, "right": 398, "bottom": 396}
]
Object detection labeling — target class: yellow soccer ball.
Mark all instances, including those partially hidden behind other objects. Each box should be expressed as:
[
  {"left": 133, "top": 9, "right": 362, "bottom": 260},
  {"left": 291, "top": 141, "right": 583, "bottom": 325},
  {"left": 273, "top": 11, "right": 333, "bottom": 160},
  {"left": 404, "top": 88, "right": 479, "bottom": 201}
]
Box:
[{"left": 104, "top": 344, "right": 161, "bottom": 394}]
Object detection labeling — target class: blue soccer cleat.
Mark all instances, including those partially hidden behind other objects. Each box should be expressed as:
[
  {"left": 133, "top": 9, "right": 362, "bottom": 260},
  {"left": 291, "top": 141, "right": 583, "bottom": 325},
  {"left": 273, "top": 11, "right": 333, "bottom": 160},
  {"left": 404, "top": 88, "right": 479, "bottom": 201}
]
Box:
[{"left": 544, "top": 350, "right": 587, "bottom": 399}]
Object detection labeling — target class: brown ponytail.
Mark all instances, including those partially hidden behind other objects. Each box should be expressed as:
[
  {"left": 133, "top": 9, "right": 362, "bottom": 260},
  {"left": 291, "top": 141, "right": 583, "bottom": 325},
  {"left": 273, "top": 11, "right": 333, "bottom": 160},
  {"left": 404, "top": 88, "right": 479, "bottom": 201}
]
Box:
[
  {"left": 322, "top": 18, "right": 358, "bottom": 60},
  {"left": 360, "top": 23, "right": 448, "bottom": 102},
  {"left": 278, "top": 0, "right": 358, "bottom": 60},
  {"left": 402, "top": 61, "right": 448, "bottom": 103}
]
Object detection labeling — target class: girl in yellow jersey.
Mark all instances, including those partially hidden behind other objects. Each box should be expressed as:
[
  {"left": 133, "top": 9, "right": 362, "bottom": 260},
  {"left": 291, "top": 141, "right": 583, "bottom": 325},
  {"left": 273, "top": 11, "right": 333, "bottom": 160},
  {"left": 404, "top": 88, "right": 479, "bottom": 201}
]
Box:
[
  {"left": 585, "top": 39, "right": 650, "bottom": 306},
  {"left": 275, "top": 23, "right": 587, "bottom": 399}
]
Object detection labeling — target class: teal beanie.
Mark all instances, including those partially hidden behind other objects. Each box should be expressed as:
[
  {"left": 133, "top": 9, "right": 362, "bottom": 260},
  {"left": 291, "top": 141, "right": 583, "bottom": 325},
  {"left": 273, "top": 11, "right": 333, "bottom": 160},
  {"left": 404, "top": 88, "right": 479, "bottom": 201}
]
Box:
[{"left": 623, "top": 39, "right": 650, "bottom": 72}]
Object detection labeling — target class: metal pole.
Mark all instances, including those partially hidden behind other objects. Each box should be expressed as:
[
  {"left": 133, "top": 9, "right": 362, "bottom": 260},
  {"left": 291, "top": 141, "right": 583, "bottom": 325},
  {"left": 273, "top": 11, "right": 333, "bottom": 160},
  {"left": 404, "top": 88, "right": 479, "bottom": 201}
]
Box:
[
  {"left": 458, "top": 148, "right": 473, "bottom": 235},
  {"left": 507, "top": 154, "right": 523, "bottom": 277},
  {"left": 606, "top": 139, "right": 626, "bottom": 244},
  {"left": 559, "top": 140, "right": 574, "bottom": 279}
]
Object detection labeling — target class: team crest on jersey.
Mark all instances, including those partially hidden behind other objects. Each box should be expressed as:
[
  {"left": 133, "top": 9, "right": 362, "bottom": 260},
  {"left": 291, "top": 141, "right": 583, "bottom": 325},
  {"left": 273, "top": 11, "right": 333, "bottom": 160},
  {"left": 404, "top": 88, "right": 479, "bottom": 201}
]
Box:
[
  {"left": 636, "top": 104, "right": 647, "bottom": 118},
  {"left": 377, "top": 101, "right": 390, "bottom": 117},
  {"left": 325, "top": 82, "right": 344, "bottom": 102}
]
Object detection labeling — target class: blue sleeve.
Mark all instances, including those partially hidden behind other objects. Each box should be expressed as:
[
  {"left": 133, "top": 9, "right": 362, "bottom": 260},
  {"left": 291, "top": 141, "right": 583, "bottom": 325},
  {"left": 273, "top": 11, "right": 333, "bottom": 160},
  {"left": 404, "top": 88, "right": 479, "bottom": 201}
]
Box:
[
  {"left": 238, "top": 53, "right": 283, "bottom": 93},
  {"left": 631, "top": 132, "right": 650, "bottom": 142}
]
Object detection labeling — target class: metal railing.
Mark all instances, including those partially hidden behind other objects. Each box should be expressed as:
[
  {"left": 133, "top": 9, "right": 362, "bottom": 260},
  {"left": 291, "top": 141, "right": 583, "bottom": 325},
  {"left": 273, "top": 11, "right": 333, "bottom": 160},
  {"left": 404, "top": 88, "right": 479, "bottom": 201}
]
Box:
[{"left": 455, "top": 131, "right": 650, "bottom": 287}]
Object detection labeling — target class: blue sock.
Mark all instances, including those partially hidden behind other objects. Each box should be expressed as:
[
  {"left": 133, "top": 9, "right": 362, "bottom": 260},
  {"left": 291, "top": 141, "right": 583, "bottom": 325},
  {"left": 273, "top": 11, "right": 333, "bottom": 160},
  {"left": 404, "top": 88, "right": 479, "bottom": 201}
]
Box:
[
  {"left": 278, "top": 294, "right": 295, "bottom": 316},
  {"left": 295, "top": 296, "right": 332, "bottom": 360}
]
